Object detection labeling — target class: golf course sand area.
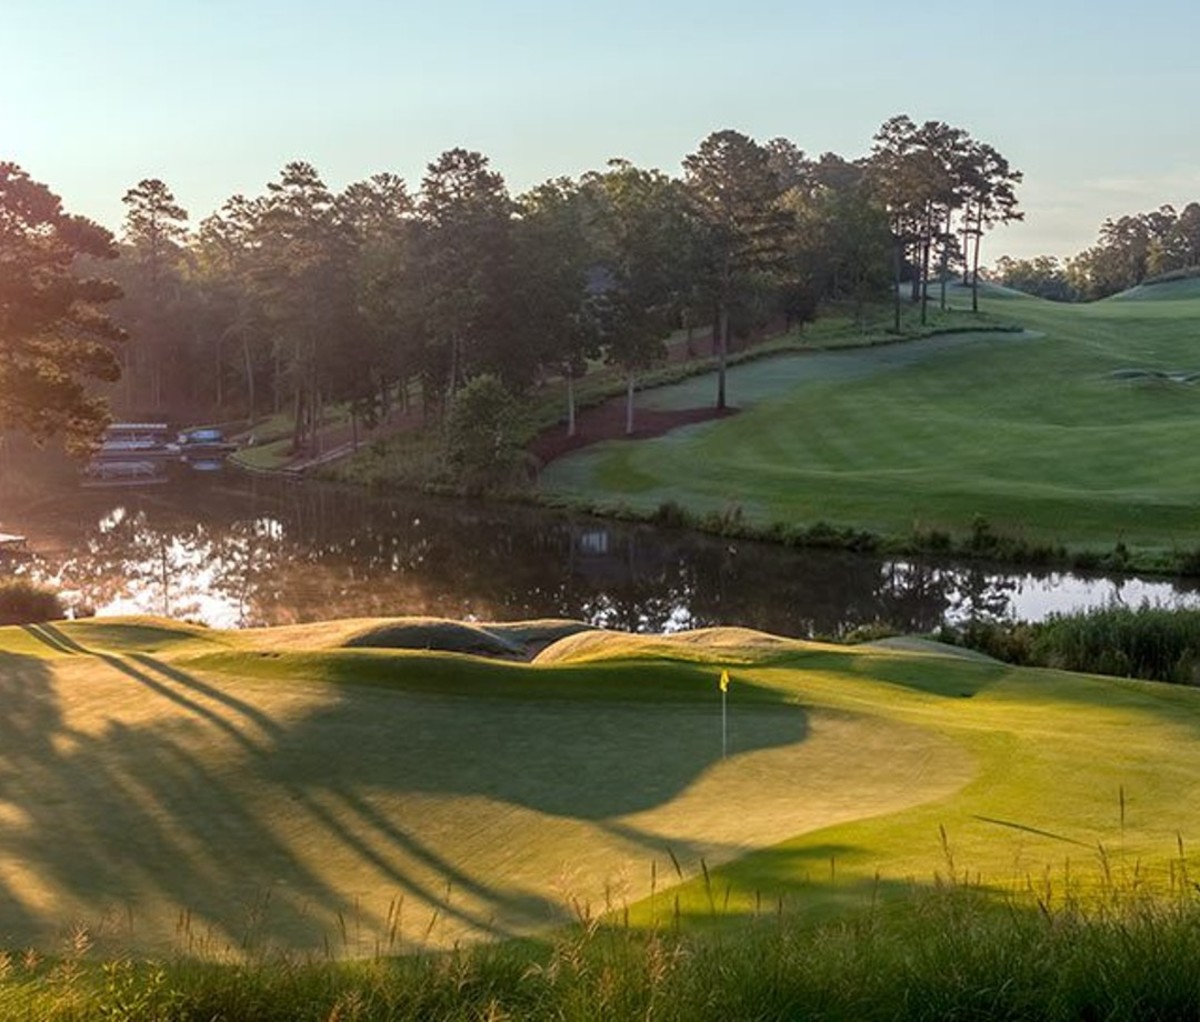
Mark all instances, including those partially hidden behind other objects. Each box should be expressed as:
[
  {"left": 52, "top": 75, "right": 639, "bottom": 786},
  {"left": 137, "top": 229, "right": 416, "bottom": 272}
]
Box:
[{"left": 4, "top": 616, "right": 1200, "bottom": 958}]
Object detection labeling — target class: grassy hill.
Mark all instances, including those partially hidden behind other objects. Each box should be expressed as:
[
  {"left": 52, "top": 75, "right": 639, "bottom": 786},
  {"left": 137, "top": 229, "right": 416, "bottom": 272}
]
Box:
[
  {"left": 4, "top": 615, "right": 1200, "bottom": 963},
  {"left": 539, "top": 282, "right": 1200, "bottom": 568}
]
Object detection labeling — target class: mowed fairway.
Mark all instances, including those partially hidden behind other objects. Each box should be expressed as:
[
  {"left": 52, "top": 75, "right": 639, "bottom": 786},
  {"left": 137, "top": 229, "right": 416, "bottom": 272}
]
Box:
[
  {"left": 541, "top": 282, "right": 1200, "bottom": 556},
  {"left": 4, "top": 617, "right": 1200, "bottom": 957}
]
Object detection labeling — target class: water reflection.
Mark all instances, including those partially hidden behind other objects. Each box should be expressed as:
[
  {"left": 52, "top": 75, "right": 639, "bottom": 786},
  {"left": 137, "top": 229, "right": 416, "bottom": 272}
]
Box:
[{"left": 4, "top": 471, "right": 1199, "bottom": 634}]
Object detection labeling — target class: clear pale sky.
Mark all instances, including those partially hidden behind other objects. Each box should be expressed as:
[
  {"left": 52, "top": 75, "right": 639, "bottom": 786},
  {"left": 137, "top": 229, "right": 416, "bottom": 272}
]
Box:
[{"left": 5, "top": 0, "right": 1200, "bottom": 261}]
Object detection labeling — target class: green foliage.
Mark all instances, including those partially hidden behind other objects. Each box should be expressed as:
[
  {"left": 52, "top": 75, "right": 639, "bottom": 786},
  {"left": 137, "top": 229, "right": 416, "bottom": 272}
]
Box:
[
  {"left": 0, "top": 162, "right": 124, "bottom": 450},
  {"left": 446, "top": 374, "right": 530, "bottom": 491},
  {"left": 943, "top": 605, "right": 1200, "bottom": 685},
  {"left": 0, "top": 577, "right": 64, "bottom": 625},
  {"left": 992, "top": 254, "right": 1080, "bottom": 301}
]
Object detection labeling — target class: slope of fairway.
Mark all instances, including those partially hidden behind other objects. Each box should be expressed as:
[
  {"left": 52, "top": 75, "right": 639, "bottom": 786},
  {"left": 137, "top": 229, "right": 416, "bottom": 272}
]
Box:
[
  {"left": 1107, "top": 275, "right": 1200, "bottom": 301},
  {"left": 541, "top": 287, "right": 1200, "bottom": 557},
  {"left": 5, "top": 616, "right": 1200, "bottom": 960}
]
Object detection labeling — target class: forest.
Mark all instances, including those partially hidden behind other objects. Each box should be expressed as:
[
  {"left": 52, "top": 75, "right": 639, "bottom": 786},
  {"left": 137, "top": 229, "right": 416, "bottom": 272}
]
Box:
[
  {"left": 994, "top": 202, "right": 1200, "bottom": 301},
  {"left": 1, "top": 115, "right": 1021, "bottom": 455}
]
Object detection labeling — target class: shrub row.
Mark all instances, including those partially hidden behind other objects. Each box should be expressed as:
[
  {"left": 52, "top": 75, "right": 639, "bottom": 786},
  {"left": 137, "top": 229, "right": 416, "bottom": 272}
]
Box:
[
  {"left": 0, "top": 576, "right": 63, "bottom": 625},
  {"left": 938, "top": 604, "right": 1200, "bottom": 685}
]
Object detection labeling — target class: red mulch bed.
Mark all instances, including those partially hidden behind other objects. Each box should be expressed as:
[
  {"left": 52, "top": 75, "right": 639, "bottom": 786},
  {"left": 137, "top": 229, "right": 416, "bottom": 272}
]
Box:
[{"left": 530, "top": 400, "right": 739, "bottom": 465}]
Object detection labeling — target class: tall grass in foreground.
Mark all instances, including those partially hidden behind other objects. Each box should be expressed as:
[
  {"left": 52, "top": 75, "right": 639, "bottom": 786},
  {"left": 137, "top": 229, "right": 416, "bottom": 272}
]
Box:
[
  {"left": 940, "top": 604, "right": 1200, "bottom": 684},
  {"left": 7, "top": 859, "right": 1200, "bottom": 1021}
]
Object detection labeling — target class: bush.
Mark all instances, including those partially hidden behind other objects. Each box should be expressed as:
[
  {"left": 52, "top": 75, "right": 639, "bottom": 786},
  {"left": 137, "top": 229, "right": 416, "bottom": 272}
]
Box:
[
  {"left": 446, "top": 375, "right": 531, "bottom": 492},
  {"left": 944, "top": 605, "right": 1200, "bottom": 685},
  {"left": 0, "top": 577, "right": 63, "bottom": 625}
]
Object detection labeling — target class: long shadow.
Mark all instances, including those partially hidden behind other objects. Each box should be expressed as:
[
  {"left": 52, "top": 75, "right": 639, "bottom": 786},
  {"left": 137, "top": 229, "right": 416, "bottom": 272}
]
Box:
[
  {"left": 841, "top": 651, "right": 1011, "bottom": 698},
  {"left": 93, "top": 653, "right": 269, "bottom": 759},
  {"left": 0, "top": 645, "right": 591, "bottom": 950},
  {"left": 128, "top": 653, "right": 285, "bottom": 741},
  {"left": 973, "top": 815, "right": 1092, "bottom": 848},
  {"left": 0, "top": 653, "right": 61, "bottom": 943},
  {"left": 326, "top": 782, "right": 564, "bottom": 931},
  {"left": 0, "top": 649, "right": 447, "bottom": 950},
  {"left": 129, "top": 658, "right": 600, "bottom": 932},
  {"left": 99, "top": 656, "right": 533, "bottom": 938},
  {"left": 22, "top": 622, "right": 88, "bottom": 655},
  {"left": 272, "top": 692, "right": 808, "bottom": 819},
  {"left": 0, "top": 635, "right": 817, "bottom": 953}
]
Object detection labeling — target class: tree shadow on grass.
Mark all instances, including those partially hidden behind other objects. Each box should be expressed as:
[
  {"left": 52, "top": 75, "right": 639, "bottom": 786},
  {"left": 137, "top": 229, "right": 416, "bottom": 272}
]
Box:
[
  {"left": 0, "top": 645, "right": 569, "bottom": 954},
  {"left": 261, "top": 689, "right": 808, "bottom": 820},
  {"left": 3, "top": 625, "right": 812, "bottom": 954},
  {"left": 841, "top": 652, "right": 1011, "bottom": 698},
  {"left": 0, "top": 652, "right": 59, "bottom": 944}
]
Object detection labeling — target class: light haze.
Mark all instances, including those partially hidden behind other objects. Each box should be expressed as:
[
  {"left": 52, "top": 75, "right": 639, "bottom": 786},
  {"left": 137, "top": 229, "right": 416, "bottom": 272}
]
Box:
[{"left": 5, "top": 0, "right": 1199, "bottom": 260}]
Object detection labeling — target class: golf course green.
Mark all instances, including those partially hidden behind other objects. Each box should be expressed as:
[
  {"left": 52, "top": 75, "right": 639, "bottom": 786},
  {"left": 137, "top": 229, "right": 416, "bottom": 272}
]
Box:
[
  {"left": 4, "top": 614, "right": 1200, "bottom": 958},
  {"left": 541, "top": 281, "right": 1200, "bottom": 563}
]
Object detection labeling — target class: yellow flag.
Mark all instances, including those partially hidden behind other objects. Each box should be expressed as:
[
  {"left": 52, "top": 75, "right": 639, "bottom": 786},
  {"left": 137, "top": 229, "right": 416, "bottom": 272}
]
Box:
[{"left": 719, "top": 669, "right": 730, "bottom": 693}]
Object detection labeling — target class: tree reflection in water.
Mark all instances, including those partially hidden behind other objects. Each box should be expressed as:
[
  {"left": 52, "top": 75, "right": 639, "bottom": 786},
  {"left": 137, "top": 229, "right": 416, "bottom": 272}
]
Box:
[{"left": 10, "top": 471, "right": 1199, "bottom": 634}]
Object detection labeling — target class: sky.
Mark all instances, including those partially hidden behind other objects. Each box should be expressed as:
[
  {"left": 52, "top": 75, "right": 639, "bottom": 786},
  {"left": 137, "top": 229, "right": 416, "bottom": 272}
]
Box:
[{"left": 5, "top": 0, "right": 1200, "bottom": 262}]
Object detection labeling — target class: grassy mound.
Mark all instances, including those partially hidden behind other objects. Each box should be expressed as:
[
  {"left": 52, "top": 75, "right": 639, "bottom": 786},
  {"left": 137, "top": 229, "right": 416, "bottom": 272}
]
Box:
[
  {"left": 535, "top": 626, "right": 806, "bottom": 666},
  {"left": 1107, "top": 274, "right": 1200, "bottom": 301},
  {"left": 4, "top": 615, "right": 1200, "bottom": 967},
  {"left": 341, "top": 617, "right": 592, "bottom": 659}
]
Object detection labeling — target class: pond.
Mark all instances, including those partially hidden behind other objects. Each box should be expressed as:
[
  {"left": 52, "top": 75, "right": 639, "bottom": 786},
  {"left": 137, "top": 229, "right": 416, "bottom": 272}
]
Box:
[{"left": 2, "top": 465, "right": 1197, "bottom": 634}]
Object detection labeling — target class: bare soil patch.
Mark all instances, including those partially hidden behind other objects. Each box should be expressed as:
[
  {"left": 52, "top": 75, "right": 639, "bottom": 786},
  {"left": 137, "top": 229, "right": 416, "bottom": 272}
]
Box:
[{"left": 530, "top": 401, "right": 739, "bottom": 465}]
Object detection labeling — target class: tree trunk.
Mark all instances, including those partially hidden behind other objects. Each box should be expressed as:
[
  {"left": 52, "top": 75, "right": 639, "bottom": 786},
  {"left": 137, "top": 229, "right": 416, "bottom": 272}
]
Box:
[
  {"left": 961, "top": 202, "right": 973, "bottom": 285},
  {"left": 313, "top": 380, "right": 323, "bottom": 454},
  {"left": 566, "top": 371, "right": 576, "bottom": 437},
  {"left": 242, "top": 334, "right": 256, "bottom": 425},
  {"left": 626, "top": 372, "right": 635, "bottom": 435},
  {"left": 909, "top": 236, "right": 920, "bottom": 303},
  {"left": 716, "top": 301, "right": 729, "bottom": 410},
  {"left": 893, "top": 233, "right": 903, "bottom": 333},
  {"left": 446, "top": 337, "right": 460, "bottom": 416},
  {"left": 291, "top": 387, "right": 305, "bottom": 453},
  {"left": 939, "top": 208, "right": 952, "bottom": 312},
  {"left": 972, "top": 216, "right": 983, "bottom": 313},
  {"left": 214, "top": 330, "right": 223, "bottom": 410},
  {"left": 920, "top": 205, "right": 932, "bottom": 326}
]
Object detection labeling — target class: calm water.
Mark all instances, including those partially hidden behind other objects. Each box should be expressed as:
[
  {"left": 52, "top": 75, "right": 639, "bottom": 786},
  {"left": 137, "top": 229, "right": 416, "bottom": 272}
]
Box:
[{"left": 3, "top": 465, "right": 1198, "bottom": 634}]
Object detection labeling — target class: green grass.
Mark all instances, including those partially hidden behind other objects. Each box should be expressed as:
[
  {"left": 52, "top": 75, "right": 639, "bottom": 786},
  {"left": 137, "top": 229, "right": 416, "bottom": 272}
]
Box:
[
  {"left": 10, "top": 881, "right": 1200, "bottom": 1020},
  {"left": 6, "top": 615, "right": 1200, "bottom": 967},
  {"left": 10, "top": 615, "right": 1200, "bottom": 1015},
  {"left": 540, "top": 280, "right": 1200, "bottom": 565}
]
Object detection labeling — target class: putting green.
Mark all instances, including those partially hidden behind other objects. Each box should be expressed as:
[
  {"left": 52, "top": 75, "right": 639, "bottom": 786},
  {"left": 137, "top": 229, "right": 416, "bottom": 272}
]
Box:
[
  {"left": 4, "top": 616, "right": 1200, "bottom": 958},
  {"left": 541, "top": 282, "right": 1200, "bottom": 555}
]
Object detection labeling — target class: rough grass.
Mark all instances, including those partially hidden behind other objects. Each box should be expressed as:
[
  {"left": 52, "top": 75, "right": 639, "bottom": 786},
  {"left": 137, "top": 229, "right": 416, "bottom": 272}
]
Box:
[
  {"left": 540, "top": 281, "right": 1200, "bottom": 563},
  {"left": 9, "top": 877, "right": 1200, "bottom": 1020},
  {"left": 6, "top": 615, "right": 1200, "bottom": 972}
]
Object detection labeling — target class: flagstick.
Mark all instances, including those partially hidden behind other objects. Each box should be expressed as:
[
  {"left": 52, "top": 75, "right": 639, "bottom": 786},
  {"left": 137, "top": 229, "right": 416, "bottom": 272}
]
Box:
[{"left": 722, "top": 686, "right": 727, "bottom": 760}]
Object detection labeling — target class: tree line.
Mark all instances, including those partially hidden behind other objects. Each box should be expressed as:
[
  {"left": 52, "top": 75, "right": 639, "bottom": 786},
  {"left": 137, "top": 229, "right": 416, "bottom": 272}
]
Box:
[
  {"left": 994, "top": 202, "right": 1200, "bottom": 302},
  {"left": 0, "top": 117, "right": 1021, "bottom": 453}
]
